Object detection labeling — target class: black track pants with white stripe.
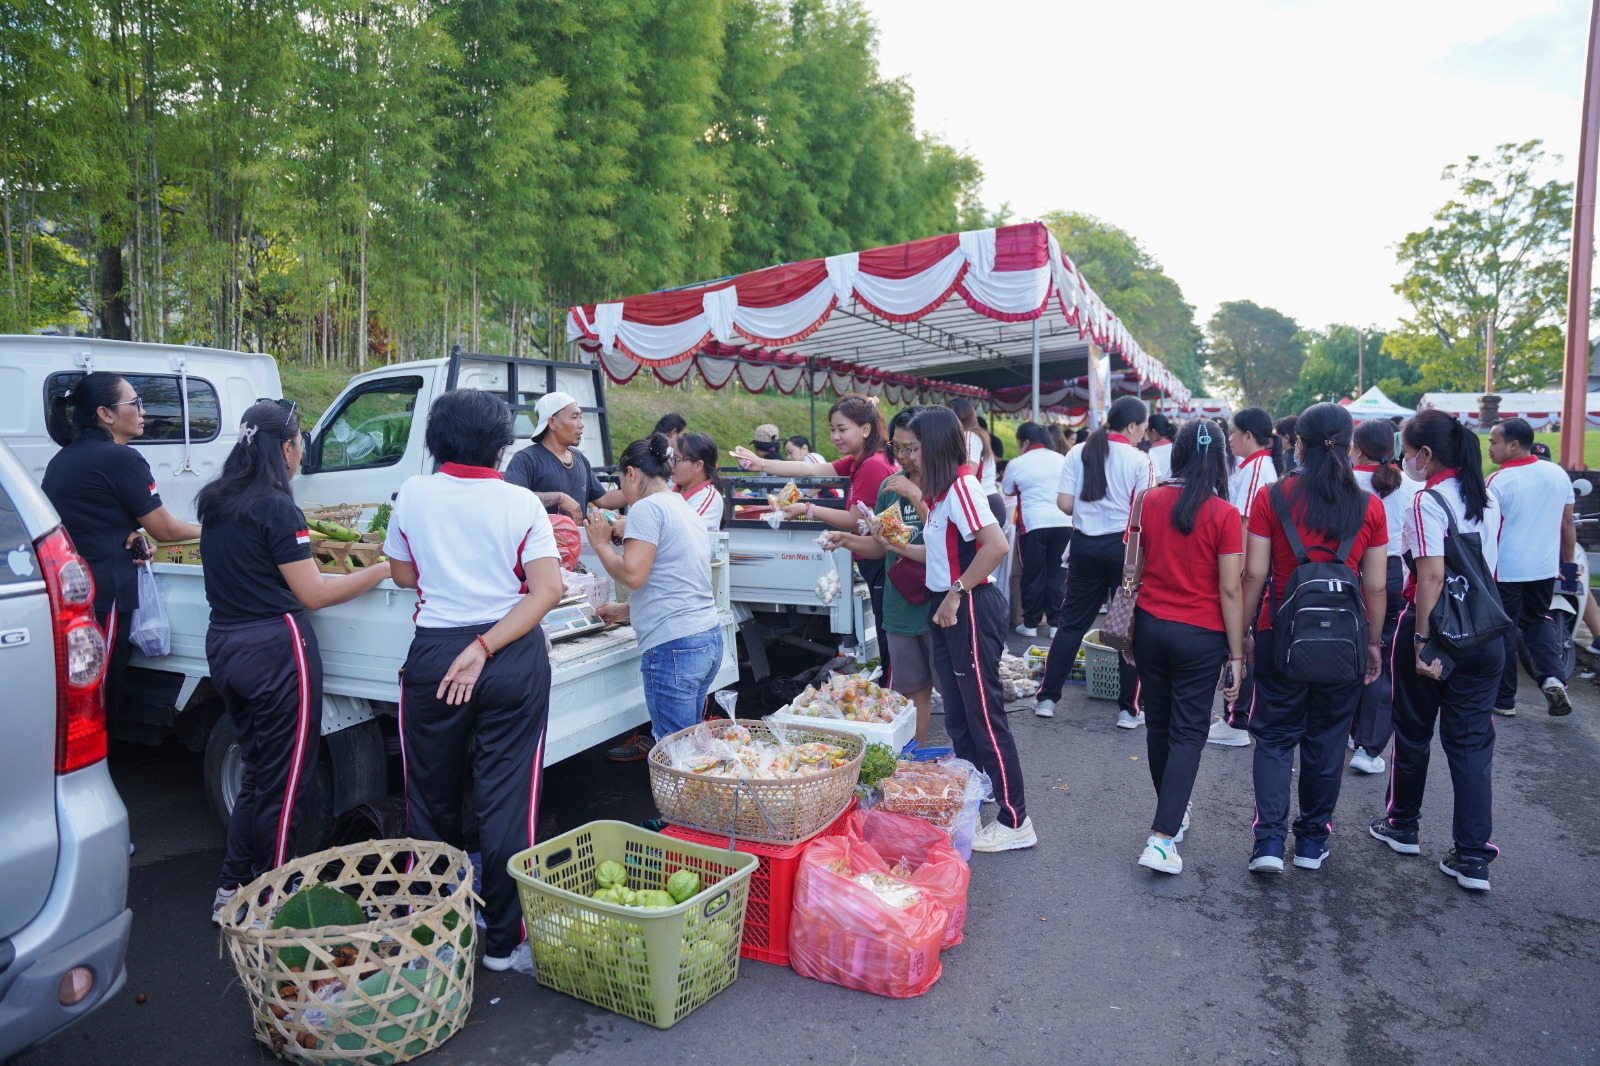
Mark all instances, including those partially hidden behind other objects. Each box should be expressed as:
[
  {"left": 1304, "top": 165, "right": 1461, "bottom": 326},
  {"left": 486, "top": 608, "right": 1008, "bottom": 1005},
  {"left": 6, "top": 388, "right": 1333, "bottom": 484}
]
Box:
[
  {"left": 401, "top": 625, "right": 551, "bottom": 959},
  {"left": 928, "top": 583, "right": 1028, "bottom": 828},
  {"left": 209, "top": 614, "right": 323, "bottom": 890}
]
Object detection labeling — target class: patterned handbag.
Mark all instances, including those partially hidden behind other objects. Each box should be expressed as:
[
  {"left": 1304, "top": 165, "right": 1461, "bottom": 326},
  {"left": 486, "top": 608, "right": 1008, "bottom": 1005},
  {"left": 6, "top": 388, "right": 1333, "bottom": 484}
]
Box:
[{"left": 1098, "top": 488, "right": 1148, "bottom": 654}]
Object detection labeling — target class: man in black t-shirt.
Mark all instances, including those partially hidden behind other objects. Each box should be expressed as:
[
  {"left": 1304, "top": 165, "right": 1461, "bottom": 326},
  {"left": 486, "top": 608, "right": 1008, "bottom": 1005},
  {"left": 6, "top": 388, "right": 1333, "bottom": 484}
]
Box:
[{"left": 504, "top": 392, "right": 626, "bottom": 520}]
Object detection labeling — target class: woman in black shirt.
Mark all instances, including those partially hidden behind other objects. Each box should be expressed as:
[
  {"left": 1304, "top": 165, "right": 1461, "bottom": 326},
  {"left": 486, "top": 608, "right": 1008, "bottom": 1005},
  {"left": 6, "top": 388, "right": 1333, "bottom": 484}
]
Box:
[
  {"left": 198, "top": 401, "right": 391, "bottom": 923},
  {"left": 43, "top": 373, "right": 200, "bottom": 729}
]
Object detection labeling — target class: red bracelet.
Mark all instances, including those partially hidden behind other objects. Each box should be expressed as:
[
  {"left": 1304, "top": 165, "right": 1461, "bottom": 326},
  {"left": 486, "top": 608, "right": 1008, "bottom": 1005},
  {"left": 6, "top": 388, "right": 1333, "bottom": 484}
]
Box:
[{"left": 476, "top": 634, "right": 493, "bottom": 659}]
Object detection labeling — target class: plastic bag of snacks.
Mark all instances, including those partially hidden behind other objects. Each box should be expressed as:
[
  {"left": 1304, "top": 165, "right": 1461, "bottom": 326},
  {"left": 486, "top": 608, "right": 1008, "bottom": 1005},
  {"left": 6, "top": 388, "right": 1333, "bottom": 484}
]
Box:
[
  {"left": 787, "top": 835, "right": 949, "bottom": 998},
  {"left": 877, "top": 758, "right": 991, "bottom": 861},
  {"left": 843, "top": 809, "right": 970, "bottom": 948},
  {"left": 783, "top": 669, "right": 909, "bottom": 725},
  {"left": 661, "top": 720, "right": 853, "bottom": 781}
]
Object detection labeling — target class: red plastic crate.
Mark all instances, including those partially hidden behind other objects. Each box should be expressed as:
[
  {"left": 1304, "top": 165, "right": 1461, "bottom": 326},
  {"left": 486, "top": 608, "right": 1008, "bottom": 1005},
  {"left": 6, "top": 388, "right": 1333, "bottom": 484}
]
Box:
[{"left": 662, "top": 799, "right": 857, "bottom": 966}]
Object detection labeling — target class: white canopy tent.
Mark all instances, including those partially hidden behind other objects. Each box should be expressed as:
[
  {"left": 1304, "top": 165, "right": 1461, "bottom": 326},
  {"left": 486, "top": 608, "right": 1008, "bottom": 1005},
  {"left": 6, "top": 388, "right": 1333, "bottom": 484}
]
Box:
[
  {"left": 1342, "top": 386, "right": 1415, "bottom": 420},
  {"left": 1418, "top": 391, "right": 1600, "bottom": 430}
]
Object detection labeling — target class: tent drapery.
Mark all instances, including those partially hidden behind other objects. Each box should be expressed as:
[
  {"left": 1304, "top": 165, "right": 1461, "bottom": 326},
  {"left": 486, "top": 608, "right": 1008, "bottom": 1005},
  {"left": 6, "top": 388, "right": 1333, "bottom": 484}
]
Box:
[
  {"left": 1420, "top": 391, "right": 1600, "bottom": 430},
  {"left": 566, "top": 222, "right": 1191, "bottom": 408}
]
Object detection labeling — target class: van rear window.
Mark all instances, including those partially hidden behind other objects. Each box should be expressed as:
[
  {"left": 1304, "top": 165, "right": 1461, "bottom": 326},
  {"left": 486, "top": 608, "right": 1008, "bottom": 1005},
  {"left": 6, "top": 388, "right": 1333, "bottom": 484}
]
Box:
[
  {"left": 45, "top": 372, "right": 221, "bottom": 446},
  {"left": 0, "top": 489, "right": 39, "bottom": 587}
]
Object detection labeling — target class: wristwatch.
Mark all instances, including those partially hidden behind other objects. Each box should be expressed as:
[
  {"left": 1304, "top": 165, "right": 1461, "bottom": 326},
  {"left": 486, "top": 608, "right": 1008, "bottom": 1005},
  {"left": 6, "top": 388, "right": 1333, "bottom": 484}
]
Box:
[
  {"left": 1413, "top": 633, "right": 1429, "bottom": 645},
  {"left": 951, "top": 579, "right": 969, "bottom": 596}
]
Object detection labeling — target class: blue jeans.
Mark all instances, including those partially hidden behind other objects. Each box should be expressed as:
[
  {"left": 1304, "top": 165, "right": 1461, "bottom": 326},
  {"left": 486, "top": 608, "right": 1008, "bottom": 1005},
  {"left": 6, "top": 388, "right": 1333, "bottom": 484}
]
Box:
[{"left": 641, "top": 627, "right": 724, "bottom": 742}]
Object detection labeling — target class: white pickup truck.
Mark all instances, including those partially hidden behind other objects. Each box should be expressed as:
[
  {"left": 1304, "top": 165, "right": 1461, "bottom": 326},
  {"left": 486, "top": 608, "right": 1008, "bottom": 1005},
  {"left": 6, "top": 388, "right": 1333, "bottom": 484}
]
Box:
[{"left": 0, "top": 336, "right": 737, "bottom": 845}]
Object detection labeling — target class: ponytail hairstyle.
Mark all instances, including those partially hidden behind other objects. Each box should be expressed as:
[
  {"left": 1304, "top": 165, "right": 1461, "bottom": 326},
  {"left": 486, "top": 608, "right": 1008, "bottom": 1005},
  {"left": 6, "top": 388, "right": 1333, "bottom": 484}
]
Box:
[
  {"left": 1078, "top": 396, "right": 1149, "bottom": 503},
  {"left": 1402, "top": 408, "right": 1490, "bottom": 522},
  {"left": 49, "top": 372, "right": 130, "bottom": 445},
  {"left": 1147, "top": 412, "right": 1175, "bottom": 442},
  {"left": 909, "top": 406, "right": 968, "bottom": 502},
  {"left": 948, "top": 397, "right": 992, "bottom": 465},
  {"left": 1352, "top": 418, "right": 1402, "bottom": 499},
  {"left": 1166, "top": 419, "right": 1230, "bottom": 535},
  {"left": 673, "top": 431, "right": 727, "bottom": 529},
  {"left": 1287, "top": 402, "right": 1366, "bottom": 539},
  {"left": 1015, "top": 422, "right": 1049, "bottom": 450},
  {"left": 1234, "top": 406, "right": 1283, "bottom": 475},
  {"left": 828, "top": 393, "right": 888, "bottom": 461},
  {"left": 195, "top": 400, "right": 302, "bottom": 526},
  {"left": 618, "top": 431, "right": 675, "bottom": 482},
  {"left": 1275, "top": 414, "right": 1299, "bottom": 456}
]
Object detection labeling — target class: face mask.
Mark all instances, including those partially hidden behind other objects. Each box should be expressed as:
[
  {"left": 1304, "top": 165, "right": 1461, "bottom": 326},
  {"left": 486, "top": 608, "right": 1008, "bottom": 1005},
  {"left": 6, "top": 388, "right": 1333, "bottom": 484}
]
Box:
[{"left": 1402, "top": 453, "right": 1427, "bottom": 482}]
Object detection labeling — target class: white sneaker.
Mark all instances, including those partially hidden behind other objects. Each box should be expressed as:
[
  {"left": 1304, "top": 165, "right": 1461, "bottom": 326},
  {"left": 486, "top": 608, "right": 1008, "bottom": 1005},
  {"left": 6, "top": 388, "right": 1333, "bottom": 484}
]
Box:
[
  {"left": 1173, "top": 803, "right": 1191, "bottom": 844},
  {"left": 1347, "top": 735, "right": 1355, "bottom": 751},
  {"left": 211, "top": 887, "right": 241, "bottom": 927},
  {"left": 482, "top": 941, "right": 533, "bottom": 974},
  {"left": 1138, "top": 835, "right": 1182, "bottom": 874},
  {"left": 971, "top": 816, "right": 1038, "bottom": 852},
  {"left": 1015, "top": 624, "right": 1039, "bottom": 638},
  {"left": 1117, "top": 709, "right": 1145, "bottom": 729},
  {"left": 1043, "top": 626, "right": 1058, "bottom": 639},
  {"left": 1542, "top": 678, "right": 1573, "bottom": 717},
  {"left": 1492, "top": 705, "right": 1518, "bottom": 717},
  {"left": 1034, "top": 699, "right": 1055, "bottom": 718},
  {"left": 1207, "top": 719, "right": 1251, "bottom": 747},
  {"left": 1349, "top": 747, "right": 1385, "bottom": 775}
]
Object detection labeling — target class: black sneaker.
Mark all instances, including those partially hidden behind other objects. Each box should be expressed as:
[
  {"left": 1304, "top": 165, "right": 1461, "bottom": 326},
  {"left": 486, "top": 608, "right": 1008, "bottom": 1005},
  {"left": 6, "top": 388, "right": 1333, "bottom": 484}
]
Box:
[
  {"left": 1439, "top": 848, "right": 1491, "bottom": 891},
  {"left": 1368, "top": 817, "right": 1420, "bottom": 855},
  {"left": 1541, "top": 678, "right": 1573, "bottom": 717}
]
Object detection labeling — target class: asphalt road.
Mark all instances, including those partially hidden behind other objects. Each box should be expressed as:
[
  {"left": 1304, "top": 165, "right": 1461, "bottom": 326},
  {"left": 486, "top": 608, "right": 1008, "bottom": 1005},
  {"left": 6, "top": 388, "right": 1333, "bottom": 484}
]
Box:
[{"left": 23, "top": 643, "right": 1600, "bottom": 1066}]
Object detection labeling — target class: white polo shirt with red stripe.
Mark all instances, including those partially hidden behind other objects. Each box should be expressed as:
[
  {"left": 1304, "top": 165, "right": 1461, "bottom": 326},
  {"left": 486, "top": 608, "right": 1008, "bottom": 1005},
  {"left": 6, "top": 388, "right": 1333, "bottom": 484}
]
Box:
[
  {"left": 1149, "top": 440, "right": 1174, "bottom": 481},
  {"left": 1401, "top": 469, "right": 1500, "bottom": 599},
  {"left": 1486, "top": 455, "right": 1574, "bottom": 581},
  {"left": 924, "top": 467, "right": 998, "bottom": 593},
  {"left": 1000, "top": 445, "right": 1069, "bottom": 535},
  {"left": 386, "top": 463, "right": 559, "bottom": 627},
  {"left": 679, "top": 480, "right": 724, "bottom": 533},
  {"left": 1230, "top": 449, "right": 1278, "bottom": 517},
  {"left": 1057, "top": 434, "right": 1154, "bottom": 537}
]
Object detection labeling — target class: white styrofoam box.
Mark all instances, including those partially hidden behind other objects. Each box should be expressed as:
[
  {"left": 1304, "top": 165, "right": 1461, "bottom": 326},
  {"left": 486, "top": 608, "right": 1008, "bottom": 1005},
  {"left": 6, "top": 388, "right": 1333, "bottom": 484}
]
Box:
[{"left": 767, "top": 697, "right": 918, "bottom": 753}]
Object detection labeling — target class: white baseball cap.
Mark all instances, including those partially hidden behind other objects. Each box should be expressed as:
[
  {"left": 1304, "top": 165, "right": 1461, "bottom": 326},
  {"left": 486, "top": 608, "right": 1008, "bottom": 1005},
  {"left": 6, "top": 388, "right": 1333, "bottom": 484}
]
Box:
[{"left": 533, "top": 392, "right": 580, "bottom": 437}]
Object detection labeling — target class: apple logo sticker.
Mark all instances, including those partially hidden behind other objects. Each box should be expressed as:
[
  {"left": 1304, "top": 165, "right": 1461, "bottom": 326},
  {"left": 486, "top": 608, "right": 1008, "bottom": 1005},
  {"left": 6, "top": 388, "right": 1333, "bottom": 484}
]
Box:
[{"left": 7, "top": 546, "right": 34, "bottom": 578}]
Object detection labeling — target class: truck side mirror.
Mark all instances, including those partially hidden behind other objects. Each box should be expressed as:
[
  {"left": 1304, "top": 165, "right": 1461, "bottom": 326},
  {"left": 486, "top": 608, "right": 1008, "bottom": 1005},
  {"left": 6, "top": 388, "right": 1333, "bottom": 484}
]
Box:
[{"left": 300, "top": 429, "right": 315, "bottom": 474}]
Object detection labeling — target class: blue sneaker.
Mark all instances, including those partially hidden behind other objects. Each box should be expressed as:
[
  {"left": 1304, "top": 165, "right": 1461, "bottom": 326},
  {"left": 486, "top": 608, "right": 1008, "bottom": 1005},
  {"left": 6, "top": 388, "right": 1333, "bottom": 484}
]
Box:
[
  {"left": 1249, "top": 838, "right": 1285, "bottom": 875},
  {"left": 1293, "top": 836, "right": 1330, "bottom": 870}
]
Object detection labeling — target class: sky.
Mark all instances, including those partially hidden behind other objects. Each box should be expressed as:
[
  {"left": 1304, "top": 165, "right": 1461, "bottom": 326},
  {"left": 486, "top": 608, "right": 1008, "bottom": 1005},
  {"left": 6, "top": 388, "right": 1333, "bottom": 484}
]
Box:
[{"left": 863, "top": 0, "right": 1592, "bottom": 334}]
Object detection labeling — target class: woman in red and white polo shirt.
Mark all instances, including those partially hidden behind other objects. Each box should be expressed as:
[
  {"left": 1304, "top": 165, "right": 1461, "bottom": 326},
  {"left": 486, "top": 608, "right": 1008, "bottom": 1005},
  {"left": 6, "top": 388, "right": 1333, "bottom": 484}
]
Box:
[{"left": 671, "top": 432, "right": 726, "bottom": 533}]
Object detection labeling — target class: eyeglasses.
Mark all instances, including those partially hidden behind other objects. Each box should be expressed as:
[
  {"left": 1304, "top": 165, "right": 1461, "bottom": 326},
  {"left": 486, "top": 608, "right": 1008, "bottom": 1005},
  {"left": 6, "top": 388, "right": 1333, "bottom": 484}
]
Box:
[
  {"left": 257, "top": 397, "right": 298, "bottom": 421},
  {"left": 892, "top": 444, "right": 920, "bottom": 457},
  {"left": 108, "top": 396, "right": 144, "bottom": 413}
]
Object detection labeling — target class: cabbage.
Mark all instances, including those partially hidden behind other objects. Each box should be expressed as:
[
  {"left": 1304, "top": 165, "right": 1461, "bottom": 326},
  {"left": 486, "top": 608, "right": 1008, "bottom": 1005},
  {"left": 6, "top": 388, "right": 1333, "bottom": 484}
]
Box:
[
  {"left": 595, "top": 860, "right": 629, "bottom": 890},
  {"left": 666, "top": 869, "right": 702, "bottom": 904}
]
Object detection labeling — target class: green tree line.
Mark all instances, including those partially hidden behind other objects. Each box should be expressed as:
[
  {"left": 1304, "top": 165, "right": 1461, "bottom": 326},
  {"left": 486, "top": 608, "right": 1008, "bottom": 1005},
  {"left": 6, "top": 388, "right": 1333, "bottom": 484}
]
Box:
[{"left": 1, "top": 0, "right": 1000, "bottom": 368}]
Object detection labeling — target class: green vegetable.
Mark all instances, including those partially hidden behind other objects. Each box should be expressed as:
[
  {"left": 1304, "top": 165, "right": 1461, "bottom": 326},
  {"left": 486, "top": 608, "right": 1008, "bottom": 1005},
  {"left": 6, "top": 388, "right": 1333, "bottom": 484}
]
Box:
[
  {"left": 270, "top": 882, "right": 365, "bottom": 970},
  {"left": 308, "top": 518, "right": 362, "bottom": 542},
  {"left": 635, "top": 890, "right": 676, "bottom": 910},
  {"left": 666, "top": 869, "right": 701, "bottom": 904},
  {"left": 367, "top": 502, "right": 391, "bottom": 536},
  {"left": 858, "top": 742, "right": 897, "bottom": 787},
  {"left": 596, "top": 860, "right": 629, "bottom": 890}
]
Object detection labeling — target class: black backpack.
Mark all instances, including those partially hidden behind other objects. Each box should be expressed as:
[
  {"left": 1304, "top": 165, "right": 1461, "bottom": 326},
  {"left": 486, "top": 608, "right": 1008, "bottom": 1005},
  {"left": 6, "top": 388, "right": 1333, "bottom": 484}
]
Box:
[
  {"left": 1268, "top": 483, "right": 1370, "bottom": 685},
  {"left": 1422, "top": 488, "right": 1513, "bottom": 654}
]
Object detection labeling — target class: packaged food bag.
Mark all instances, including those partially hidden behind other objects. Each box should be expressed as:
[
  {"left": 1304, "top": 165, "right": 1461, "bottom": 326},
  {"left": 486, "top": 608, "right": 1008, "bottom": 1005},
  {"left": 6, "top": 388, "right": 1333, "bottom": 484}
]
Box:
[
  {"left": 844, "top": 809, "right": 970, "bottom": 948},
  {"left": 877, "top": 757, "right": 991, "bottom": 861},
  {"left": 787, "top": 836, "right": 949, "bottom": 998},
  {"left": 548, "top": 513, "right": 583, "bottom": 569},
  {"left": 128, "top": 562, "right": 170, "bottom": 656}
]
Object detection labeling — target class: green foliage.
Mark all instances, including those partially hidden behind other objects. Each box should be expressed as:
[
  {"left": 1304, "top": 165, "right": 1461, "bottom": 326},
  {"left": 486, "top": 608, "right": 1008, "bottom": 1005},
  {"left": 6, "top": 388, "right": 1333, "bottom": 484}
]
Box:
[
  {"left": 1387, "top": 141, "right": 1574, "bottom": 394},
  {"left": 1204, "top": 301, "right": 1304, "bottom": 412},
  {"left": 1036, "top": 212, "right": 1204, "bottom": 393},
  {"left": 858, "top": 742, "right": 897, "bottom": 787},
  {"left": 1280, "top": 326, "right": 1423, "bottom": 413},
  {"left": 270, "top": 882, "right": 366, "bottom": 969}
]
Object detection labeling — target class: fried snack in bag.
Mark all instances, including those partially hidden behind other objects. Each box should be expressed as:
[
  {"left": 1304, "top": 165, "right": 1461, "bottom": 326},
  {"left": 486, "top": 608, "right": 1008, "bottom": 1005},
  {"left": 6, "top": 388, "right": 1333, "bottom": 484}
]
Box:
[
  {"left": 876, "top": 502, "right": 913, "bottom": 546},
  {"left": 844, "top": 809, "right": 970, "bottom": 947},
  {"left": 767, "top": 481, "right": 802, "bottom": 509},
  {"left": 788, "top": 835, "right": 949, "bottom": 998}
]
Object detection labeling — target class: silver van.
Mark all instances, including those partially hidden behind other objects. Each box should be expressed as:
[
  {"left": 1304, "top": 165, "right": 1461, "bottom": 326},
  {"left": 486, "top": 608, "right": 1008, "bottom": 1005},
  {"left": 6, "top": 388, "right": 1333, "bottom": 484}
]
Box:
[{"left": 0, "top": 439, "right": 131, "bottom": 1059}]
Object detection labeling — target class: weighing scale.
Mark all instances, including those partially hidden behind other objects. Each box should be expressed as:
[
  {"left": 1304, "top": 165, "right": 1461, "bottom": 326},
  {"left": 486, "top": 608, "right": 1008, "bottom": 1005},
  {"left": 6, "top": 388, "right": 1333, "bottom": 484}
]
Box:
[{"left": 541, "top": 595, "right": 607, "bottom": 643}]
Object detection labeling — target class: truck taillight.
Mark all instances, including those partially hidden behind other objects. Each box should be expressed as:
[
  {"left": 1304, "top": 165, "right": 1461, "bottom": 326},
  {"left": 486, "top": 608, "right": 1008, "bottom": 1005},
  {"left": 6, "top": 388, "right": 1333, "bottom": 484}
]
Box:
[{"left": 36, "top": 528, "right": 107, "bottom": 773}]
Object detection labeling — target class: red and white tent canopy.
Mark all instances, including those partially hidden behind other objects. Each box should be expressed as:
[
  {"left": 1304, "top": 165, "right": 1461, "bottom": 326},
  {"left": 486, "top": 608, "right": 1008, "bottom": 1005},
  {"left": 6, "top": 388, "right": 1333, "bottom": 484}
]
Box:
[{"left": 566, "top": 222, "right": 1191, "bottom": 410}]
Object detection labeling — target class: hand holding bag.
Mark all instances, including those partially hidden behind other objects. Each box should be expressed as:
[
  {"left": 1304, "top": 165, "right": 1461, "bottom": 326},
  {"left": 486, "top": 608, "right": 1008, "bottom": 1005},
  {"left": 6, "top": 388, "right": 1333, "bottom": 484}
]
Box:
[
  {"left": 129, "top": 561, "right": 171, "bottom": 656},
  {"left": 1098, "top": 489, "right": 1148, "bottom": 654}
]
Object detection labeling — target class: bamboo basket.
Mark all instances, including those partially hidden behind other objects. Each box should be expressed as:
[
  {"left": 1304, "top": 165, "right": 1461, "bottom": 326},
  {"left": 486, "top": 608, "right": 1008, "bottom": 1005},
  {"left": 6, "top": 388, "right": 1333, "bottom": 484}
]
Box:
[
  {"left": 647, "top": 719, "right": 863, "bottom": 845},
  {"left": 312, "top": 539, "right": 386, "bottom": 574},
  {"left": 303, "top": 504, "right": 374, "bottom": 531},
  {"left": 218, "top": 839, "right": 478, "bottom": 1066}
]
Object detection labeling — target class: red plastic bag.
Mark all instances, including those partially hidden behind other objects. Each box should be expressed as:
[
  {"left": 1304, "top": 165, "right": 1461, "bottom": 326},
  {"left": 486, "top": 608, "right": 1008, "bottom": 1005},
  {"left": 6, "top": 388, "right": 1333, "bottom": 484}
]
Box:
[
  {"left": 548, "top": 514, "right": 582, "bottom": 570},
  {"left": 787, "top": 836, "right": 949, "bottom": 998},
  {"left": 845, "top": 809, "right": 970, "bottom": 948}
]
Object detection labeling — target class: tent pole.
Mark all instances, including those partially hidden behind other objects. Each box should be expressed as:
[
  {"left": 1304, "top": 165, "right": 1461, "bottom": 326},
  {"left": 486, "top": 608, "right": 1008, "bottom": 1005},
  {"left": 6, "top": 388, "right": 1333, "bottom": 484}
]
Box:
[
  {"left": 1564, "top": 0, "right": 1600, "bottom": 468},
  {"left": 1030, "top": 317, "right": 1041, "bottom": 423},
  {"left": 808, "top": 357, "right": 817, "bottom": 446}
]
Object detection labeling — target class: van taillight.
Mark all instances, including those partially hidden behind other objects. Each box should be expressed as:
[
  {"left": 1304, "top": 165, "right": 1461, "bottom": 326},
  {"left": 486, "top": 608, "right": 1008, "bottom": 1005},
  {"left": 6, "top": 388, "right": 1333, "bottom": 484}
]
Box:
[{"left": 36, "top": 528, "right": 107, "bottom": 773}]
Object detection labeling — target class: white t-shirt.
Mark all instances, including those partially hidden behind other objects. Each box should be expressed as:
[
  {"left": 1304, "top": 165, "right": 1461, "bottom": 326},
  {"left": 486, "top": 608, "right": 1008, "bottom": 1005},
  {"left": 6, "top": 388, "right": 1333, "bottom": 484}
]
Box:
[
  {"left": 1230, "top": 450, "right": 1279, "bottom": 518},
  {"left": 924, "top": 469, "right": 998, "bottom": 593},
  {"left": 966, "top": 432, "right": 998, "bottom": 495},
  {"left": 1057, "top": 436, "right": 1155, "bottom": 537},
  {"left": 1001, "top": 446, "right": 1070, "bottom": 533},
  {"left": 1353, "top": 466, "right": 1421, "bottom": 559},
  {"left": 1149, "top": 440, "right": 1174, "bottom": 481},
  {"left": 1403, "top": 476, "right": 1500, "bottom": 576},
  {"left": 386, "top": 470, "right": 558, "bottom": 628},
  {"left": 1486, "top": 456, "right": 1575, "bottom": 581},
  {"left": 679, "top": 480, "right": 724, "bottom": 534}
]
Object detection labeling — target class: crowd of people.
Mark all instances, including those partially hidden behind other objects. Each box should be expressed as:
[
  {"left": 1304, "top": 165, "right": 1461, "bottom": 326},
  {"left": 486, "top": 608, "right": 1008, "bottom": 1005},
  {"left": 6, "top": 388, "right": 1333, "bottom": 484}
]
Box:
[{"left": 38, "top": 370, "right": 1585, "bottom": 971}]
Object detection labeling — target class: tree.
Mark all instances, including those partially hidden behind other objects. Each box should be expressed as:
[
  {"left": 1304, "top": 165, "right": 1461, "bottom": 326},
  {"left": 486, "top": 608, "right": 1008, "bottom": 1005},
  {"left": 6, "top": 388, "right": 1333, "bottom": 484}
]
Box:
[
  {"left": 1281, "top": 325, "right": 1422, "bottom": 413},
  {"left": 1038, "top": 211, "right": 1204, "bottom": 393},
  {"left": 1387, "top": 140, "right": 1575, "bottom": 395},
  {"left": 1205, "top": 300, "right": 1303, "bottom": 411}
]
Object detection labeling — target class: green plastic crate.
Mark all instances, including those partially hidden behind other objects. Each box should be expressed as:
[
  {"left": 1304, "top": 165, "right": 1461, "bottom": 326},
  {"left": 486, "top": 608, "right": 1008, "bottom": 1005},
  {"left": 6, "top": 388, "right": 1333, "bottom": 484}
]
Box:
[
  {"left": 509, "top": 821, "right": 757, "bottom": 1029},
  {"left": 1081, "top": 629, "right": 1122, "bottom": 701}
]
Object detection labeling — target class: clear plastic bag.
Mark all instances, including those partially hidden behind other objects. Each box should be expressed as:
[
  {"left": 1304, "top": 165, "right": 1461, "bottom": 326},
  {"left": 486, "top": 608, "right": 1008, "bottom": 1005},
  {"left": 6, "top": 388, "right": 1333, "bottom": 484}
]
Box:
[
  {"left": 787, "top": 835, "right": 949, "bottom": 998},
  {"left": 844, "top": 809, "right": 970, "bottom": 948},
  {"left": 878, "top": 757, "right": 991, "bottom": 861},
  {"left": 129, "top": 562, "right": 170, "bottom": 656}
]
